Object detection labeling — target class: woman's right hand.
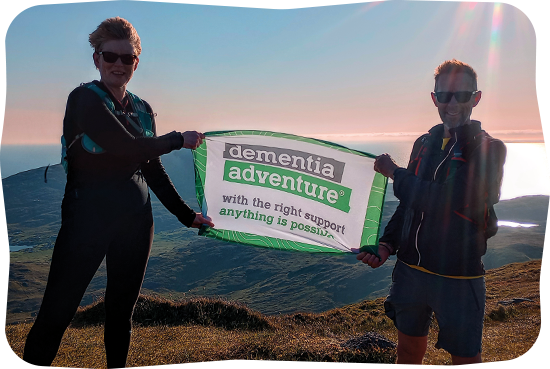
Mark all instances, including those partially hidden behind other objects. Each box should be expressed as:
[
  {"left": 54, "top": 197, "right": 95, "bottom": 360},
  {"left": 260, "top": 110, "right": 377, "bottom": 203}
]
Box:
[
  {"left": 182, "top": 131, "right": 205, "bottom": 149},
  {"left": 191, "top": 213, "right": 214, "bottom": 229}
]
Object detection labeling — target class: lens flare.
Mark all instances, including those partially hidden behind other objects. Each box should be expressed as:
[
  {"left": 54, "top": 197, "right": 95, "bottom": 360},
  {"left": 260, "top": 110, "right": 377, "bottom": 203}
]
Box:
[
  {"left": 488, "top": 3, "right": 502, "bottom": 68},
  {"left": 458, "top": 2, "right": 477, "bottom": 35},
  {"left": 357, "top": 1, "right": 383, "bottom": 14}
]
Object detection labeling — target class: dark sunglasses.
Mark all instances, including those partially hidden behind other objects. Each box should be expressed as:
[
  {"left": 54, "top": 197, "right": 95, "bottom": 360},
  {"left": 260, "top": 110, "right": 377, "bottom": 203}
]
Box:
[
  {"left": 433, "top": 90, "right": 479, "bottom": 104},
  {"left": 97, "top": 51, "right": 137, "bottom": 65}
]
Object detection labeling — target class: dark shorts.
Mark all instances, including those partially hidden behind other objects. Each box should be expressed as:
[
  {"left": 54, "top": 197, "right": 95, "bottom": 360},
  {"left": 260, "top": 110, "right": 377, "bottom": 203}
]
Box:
[{"left": 384, "top": 260, "right": 486, "bottom": 358}]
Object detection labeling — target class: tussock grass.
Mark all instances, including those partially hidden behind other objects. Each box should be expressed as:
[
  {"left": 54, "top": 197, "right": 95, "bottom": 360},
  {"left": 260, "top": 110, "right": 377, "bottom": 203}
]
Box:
[
  {"left": 71, "top": 294, "right": 273, "bottom": 331},
  {"left": 5, "top": 260, "right": 541, "bottom": 368},
  {"left": 487, "top": 305, "right": 518, "bottom": 322}
]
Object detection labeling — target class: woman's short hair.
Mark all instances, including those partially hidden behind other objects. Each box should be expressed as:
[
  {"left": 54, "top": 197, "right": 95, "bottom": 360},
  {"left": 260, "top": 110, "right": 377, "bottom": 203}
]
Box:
[
  {"left": 89, "top": 17, "right": 142, "bottom": 55},
  {"left": 434, "top": 59, "right": 478, "bottom": 91}
]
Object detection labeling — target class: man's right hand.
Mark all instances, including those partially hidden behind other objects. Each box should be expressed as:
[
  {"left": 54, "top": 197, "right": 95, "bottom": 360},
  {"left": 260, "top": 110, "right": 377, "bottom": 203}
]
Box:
[
  {"left": 374, "top": 153, "right": 399, "bottom": 180},
  {"left": 356, "top": 242, "right": 391, "bottom": 268}
]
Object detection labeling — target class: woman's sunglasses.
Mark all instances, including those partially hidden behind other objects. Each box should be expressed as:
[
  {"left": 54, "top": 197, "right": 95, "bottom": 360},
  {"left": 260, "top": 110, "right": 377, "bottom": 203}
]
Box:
[
  {"left": 97, "top": 51, "right": 137, "bottom": 65},
  {"left": 433, "top": 91, "right": 479, "bottom": 104}
]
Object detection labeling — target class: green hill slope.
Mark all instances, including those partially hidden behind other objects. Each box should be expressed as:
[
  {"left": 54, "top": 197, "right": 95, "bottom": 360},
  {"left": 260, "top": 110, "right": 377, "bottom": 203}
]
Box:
[{"left": 3, "top": 150, "right": 546, "bottom": 323}]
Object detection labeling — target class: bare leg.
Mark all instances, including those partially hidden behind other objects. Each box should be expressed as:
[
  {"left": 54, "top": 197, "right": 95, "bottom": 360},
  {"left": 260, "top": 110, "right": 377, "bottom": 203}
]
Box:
[
  {"left": 451, "top": 352, "right": 482, "bottom": 365},
  {"left": 397, "top": 330, "right": 428, "bottom": 364}
]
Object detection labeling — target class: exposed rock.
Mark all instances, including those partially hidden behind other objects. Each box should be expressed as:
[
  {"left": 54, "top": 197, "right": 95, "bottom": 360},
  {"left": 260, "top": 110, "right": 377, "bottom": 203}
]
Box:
[{"left": 497, "top": 298, "right": 534, "bottom": 306}]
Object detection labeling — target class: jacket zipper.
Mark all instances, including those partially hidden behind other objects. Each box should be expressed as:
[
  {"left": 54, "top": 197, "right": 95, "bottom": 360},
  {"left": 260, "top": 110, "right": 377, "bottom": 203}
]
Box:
[
  {"left": 415, "top": 212, "right": 424, "bottom": 265},
  {"left": 433, "top": 134, "right": 457, "bottom": 180},
  {"left": 414, "top": 132, "right": 457, "bottom": 266}
]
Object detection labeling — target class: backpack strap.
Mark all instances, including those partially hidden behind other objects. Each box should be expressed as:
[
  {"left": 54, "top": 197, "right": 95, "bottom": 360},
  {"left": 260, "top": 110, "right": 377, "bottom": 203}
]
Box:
[
  {"left": 127, "top": 91, "right": 154, "bottom": 137},
  {"left": 72, "top": 83, "right": 115, "bottom": 154},
  {"left": 60, "top": 83, "right": 154, "bottom": 173},
  {"left": 446, "top": 144, "right": 466, "bottom": 179},
  {"left": 86, "top": 83, "right": 119, "bottom": 115},
  {"left": 446, "top": 131, "right": 491, "bottom": 179},
  {"left": 61, "top": 133, "right": 86, "bottom": 173},
  {"left": 80, "top": 83, "right": 154, "bottom": 151},
  {"left": 409, "top": 134, "right": 430, "bottom": 176}
]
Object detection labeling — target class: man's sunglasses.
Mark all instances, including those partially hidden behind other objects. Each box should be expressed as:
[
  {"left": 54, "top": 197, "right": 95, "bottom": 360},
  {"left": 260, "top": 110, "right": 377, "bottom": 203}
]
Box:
[
  {"left": 97, "top": 51, "right": 137, "bottom": 65},
  {"left": 433, "top": 91, "right": 479, "bottom": 104}
]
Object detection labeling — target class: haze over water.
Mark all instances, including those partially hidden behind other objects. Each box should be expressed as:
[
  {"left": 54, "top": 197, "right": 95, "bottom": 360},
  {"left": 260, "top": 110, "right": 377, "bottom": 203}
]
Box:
[
  {"left": 345, "top": 141, "right": 550, "bottom": 202},
  {"left": 1, "top": 141, "right": 548, "bottom": 202}
]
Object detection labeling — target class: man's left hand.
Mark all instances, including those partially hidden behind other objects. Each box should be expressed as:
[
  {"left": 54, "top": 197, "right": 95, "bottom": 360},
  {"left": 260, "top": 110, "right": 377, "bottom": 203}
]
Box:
[{"left": 355, "top": 243, "right": 391, "bottom": 268}]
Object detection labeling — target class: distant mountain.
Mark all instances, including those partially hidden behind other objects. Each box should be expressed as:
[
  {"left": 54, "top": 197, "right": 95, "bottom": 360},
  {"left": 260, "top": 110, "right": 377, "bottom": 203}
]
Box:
[{"left": 3, "top": 149, "right": 547, "bottom": 323}]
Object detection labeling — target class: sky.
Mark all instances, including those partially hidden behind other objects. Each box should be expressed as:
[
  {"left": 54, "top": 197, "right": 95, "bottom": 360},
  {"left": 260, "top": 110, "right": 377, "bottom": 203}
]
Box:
[{"left": 0, "top": 0, "right": 544, "bottom": 146}]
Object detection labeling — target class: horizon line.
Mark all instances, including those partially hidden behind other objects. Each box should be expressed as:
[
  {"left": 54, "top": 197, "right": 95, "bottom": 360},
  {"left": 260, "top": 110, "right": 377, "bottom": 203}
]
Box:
[
  {"left": 303, "top": 130, "right": 545, "bottom": 142},
  {"left": 0, "top": 129, "right": 545, "bottom": 146}
]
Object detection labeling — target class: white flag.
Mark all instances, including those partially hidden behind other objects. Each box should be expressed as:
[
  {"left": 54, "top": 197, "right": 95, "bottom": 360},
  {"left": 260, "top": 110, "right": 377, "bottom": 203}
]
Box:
[{"left": 193, "top": 131, "right": 387, "bottom": 254}]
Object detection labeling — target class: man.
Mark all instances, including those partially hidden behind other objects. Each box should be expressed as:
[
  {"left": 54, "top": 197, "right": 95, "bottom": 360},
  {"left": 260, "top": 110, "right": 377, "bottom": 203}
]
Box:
[{"left": 356, "top": 59, "right": 506, "bottom": 364}]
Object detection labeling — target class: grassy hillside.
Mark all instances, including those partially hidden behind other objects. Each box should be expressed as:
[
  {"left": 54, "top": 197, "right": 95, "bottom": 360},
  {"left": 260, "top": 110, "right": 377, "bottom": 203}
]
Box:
[
  {"left": 4, "top": 156, "right": 547, "bottom": 323},
  {"left": 5, "top": 260, "right": 541, "bottom": 368}
]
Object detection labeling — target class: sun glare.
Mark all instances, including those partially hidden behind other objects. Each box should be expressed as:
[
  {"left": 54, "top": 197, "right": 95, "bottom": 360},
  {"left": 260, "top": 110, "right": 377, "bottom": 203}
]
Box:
[{"left": 500, "top": 143, "right": 550, "bottom": 200}]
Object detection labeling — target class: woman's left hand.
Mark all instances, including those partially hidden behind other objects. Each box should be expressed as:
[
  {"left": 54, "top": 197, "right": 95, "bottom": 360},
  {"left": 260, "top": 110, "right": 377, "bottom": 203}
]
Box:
[
  {"left": 182, "top": 131, "right": 205, "bottom": 149},
  {"left": 191, "top": 213, "right": 214, "bottom": 228}
]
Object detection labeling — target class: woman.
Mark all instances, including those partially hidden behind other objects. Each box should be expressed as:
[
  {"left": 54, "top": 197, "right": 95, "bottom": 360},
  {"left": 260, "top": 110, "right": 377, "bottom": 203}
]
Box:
[{"left": 23, "top": 17, "right": 214, "bottom": 367}]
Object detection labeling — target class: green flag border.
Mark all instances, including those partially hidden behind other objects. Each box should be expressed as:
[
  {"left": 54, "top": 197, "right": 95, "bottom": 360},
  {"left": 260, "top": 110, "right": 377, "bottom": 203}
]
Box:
[{"left": 192, "top": 130, "right": 387, "bottom": 253}]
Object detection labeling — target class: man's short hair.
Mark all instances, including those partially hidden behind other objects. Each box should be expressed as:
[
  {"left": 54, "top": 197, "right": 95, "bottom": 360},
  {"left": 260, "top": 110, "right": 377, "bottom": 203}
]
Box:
[
  {"left": 89, "top": 17, "right": 142, "bottom": 56},
  {"left": 434, "top": 59, "right": 478, "bottom": 91}
]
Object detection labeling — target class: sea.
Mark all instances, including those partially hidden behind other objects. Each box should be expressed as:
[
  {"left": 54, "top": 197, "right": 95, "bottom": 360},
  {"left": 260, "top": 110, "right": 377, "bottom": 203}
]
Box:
[{"left": 1, "top": 141, "right": 548, "bottom": 200}]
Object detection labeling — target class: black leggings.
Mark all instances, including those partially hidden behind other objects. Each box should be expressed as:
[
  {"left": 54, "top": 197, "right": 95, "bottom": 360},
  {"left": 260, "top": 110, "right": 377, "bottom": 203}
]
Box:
[{"left": 23, "top": 191, "right": 154, "bottom": 368}]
